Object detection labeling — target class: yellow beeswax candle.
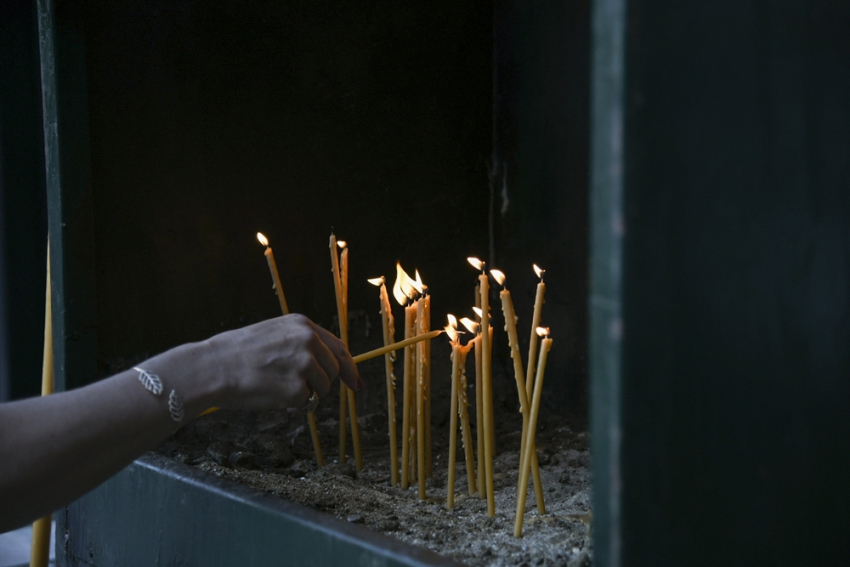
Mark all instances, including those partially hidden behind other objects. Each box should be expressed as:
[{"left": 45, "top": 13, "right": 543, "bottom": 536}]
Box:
[
  {"left": 257, "top": 232, "right": 290, "bottom": 315},
  {"left": 31, "top": 242, "right": 53, "bottom": 567},
  {"left": 492, "top": 270, "right": 546, "bottom": 516},
  {"left": 400, "top": 301, "right": 416, "bottom": 489},
  {"left": 369, "top": 276, "right": 398, "bottom": 486},
  {"left": 416, "top": 297, "right": 427, "bottom": 499},
  {"left": 526, "top": 264, "right": 546, "bottom": 401},
  {"left": 330, "top": 234, "right": 348, "bottom": 464},
  {"left": 339, "top": 243, "right": 362, "bottom": 471},
  {"left": 259, "top": 232, "right": 322, "bottom": 466},
  {"left": 514, "top": 329, "right": 553, "bottom": 538},
  {"left": 446, "top": 331, "right": 461, "bottom": 509},
  {"left": 468, "top": 257, "right": 496, "bottom": 517}
]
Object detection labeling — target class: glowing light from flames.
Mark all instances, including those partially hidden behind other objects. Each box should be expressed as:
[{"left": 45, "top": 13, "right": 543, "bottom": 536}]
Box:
[
  {"left": 393, "top": 262, "right": 422, "bottom": 306},
  {"left": 337, "top": 240, "right": 347, "bottom": 249},
  {"left": 467, "top": 257, "right": 485, "bottom": 271},
  {"left": 533, "top": 264, "right": 545, "bottom": 279},
  {"left": 460, "top": 317, "right": 479, "bottom": 334},
  {"left": 473, "top": 307, "right": 483, "bottom": 318},
  {"left": 536, "top": 326, "right": 550, "bottom": 338},
  {"left": 256, "top": 232, "right": 269, "bottom": 247},
  {"left": 490, "top": 269, "right": 506, "bottom": 286},
  {"left": 367, "top": 276, "right": 384, "bottom": 287}
]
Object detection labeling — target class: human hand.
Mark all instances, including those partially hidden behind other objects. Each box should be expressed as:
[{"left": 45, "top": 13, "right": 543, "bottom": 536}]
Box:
[{"left": 200, "top": 314, "right": 362, "bottom": 411}]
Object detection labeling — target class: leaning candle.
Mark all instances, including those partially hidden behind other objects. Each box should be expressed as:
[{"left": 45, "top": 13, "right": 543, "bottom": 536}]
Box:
[
  {"left": 526, "top": 264, "right": 546, "bottom": 402},
  {"left": 259, "top": 232, "right": 323, "bottom": 466},
  {"left": 468, "top": 257, "right": 495, "bottom": 516},
  {"left": 492, "top": 269, "right": 545, "bottom": 515},
  {"left": 339, "top": 242, "right": 363, "bottom": 472},
  {"left": 369, "top": 276, "right": 398, "bottom": 486},
  {"left": 514, "top": 328, "right": 553, "bottom": 538},
  {"left": 257, "top": 232, "right": 290, "bottom": 315},
  {"left": 352, "top": 329, "right": 442, "bottom": 363},
  {"left": 330, "top": 234, "right": 349, "bottom": 464},
  {"left": 31, "top": 242, "right": 52, "bottom": 567}
]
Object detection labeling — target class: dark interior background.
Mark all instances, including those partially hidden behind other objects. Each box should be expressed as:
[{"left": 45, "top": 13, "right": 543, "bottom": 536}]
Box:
[{"left": 33, "top": 0, "right": 590, "bottom": 421}]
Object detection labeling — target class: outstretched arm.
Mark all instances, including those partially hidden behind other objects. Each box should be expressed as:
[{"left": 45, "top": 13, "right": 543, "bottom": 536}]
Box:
[{"left": 0, "top": 314, "right": 360, "bottom": 532}]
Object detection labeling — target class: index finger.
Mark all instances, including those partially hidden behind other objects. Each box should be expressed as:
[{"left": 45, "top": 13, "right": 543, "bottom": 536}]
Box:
[{"left": 309, "top": 322, "right": 363, "bottom": 391}]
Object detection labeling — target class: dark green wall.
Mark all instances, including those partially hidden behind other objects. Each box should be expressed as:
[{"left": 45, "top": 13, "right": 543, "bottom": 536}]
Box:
[
  {"left": 0, "top": 0, "right": 48, "bottom": 401},
  {"left": 591, "top": 0, "right": 850, "bottom": 565}
]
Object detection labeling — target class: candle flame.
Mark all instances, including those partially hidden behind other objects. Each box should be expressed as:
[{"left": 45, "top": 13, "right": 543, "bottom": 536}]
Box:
[
  {"left": 447, "top": 314, "right": 458, "bottom": 329},
  {"left": 256, "top": 232, "right": 269, "bottom": 247},
  {"left": 367, "top": 276, "right": 384, "bottom": 287},
  {"left": 490, "top": 269, "right": 506, "bottom": 286},
  {"left": 467, "top": 257, "right": 485, "bottom": 271},
  {"left": 460, "top": 317, "right": 479, "bottom": 334},
  {"left": 337, "top": 240, "right": 347, "bottom": 249},
  {"left": 393, "top": 262, "right": 420, "bottom": 305},
  {"left": 414, "top": 269, "right": 425, "bottom": 292},
  {"left": 536, "top": 326, "right": 550, "bottom": 337},
  {"left": 472, "top": 306, "right": 483, "bottom": 318},
  {"left": 445, "top": 324, "right": 459, "bottom": 343},
  {"left": 533, "top": 264, "right": 545, "bottom": 279}
]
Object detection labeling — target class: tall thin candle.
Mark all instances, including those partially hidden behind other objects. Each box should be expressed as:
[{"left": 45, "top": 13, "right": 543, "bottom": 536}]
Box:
[
  {"left": 260, "top": 233, "right": 323, "bottom": 466},
  {"left": 369, "top": 276, "right": 398, "bottom": 486},
  {"left": 30, "top": 242, "right": 52, "bottom": 567},
  {"left": 468, "top": 257, "right": 495, "bottom": 516},
  {"left": 492, "top": 269, "right": 546, "bottom": 515},
  {"left": 514, "top": 328, "right": 553, "bottom": 538},
  {"left": 525, "top": 264, "right": 546, "bottom": 401}
]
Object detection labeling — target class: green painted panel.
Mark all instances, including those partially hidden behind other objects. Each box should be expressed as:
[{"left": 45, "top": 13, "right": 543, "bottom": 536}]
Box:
[{"left": 591, "top": 0, "right": 850, "bottom": 565}]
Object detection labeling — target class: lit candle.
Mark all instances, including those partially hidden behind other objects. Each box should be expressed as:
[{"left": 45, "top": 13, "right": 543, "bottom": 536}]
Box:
[
  {"left": 257, "top": 232, "right": 290, "bottom": 315},
  {"left": 420, "top": 275, "right": 433, "bottom": 479},
  {"left": 491, "top": 269, "right": 545, "bottom": 516},
  {"left": 459, "top": 317, "right": 479, "bottom": 497},
  {"left": 446, "top": 316, "right": 461, "bottom": 509},
  {"left": 416, "top": 294, "right": 427, "bottom": 499},
  {"left": 468, "top": 257, "right": 495, "bottom": 516},
  {"left": 31, "top": 242, "right": 52, "bottom": 567},
  {"left": 338, "top": 242, "right": 362, "bottom": 472},
  {"left": 514, "top": 327, "right": 553, "bottom": 538},
  {"left": 369, "top": 276, "right": 398, "bottom": 486},
  {"left": 525, "top": 264, "right": 546, "bottom": 402},
  {"left": 260, "top": 233, "right": 323, "bottom": 466},
  {"left": 395, "top": 263, "right": 418, "bottom": 490},
  {"left": 330, "top": 234, "right": 349, "bottom": 465},
  {"left": 471, "top": 314, "right": 485, "bottom": 499}
]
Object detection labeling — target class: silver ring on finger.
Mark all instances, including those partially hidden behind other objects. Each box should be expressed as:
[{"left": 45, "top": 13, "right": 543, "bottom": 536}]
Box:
[{"left": 301, "top": 390, "right": 320, "bottom": 413}]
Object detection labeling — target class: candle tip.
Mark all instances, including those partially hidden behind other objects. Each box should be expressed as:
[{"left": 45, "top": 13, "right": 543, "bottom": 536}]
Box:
[
  {"left": 533, "top": 264, "right": 545, "bottom": 280},
  {"left": 536, "top": 326, "right": 550, "bottom": 337},
  {"left": 467, "top": 257, "right": 485, "bottom": 271}
]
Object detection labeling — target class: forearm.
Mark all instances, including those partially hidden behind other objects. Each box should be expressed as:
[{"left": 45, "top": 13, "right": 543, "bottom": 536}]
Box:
[{"left": 0, "top": 340, "right": 225, "bottom": 532}]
